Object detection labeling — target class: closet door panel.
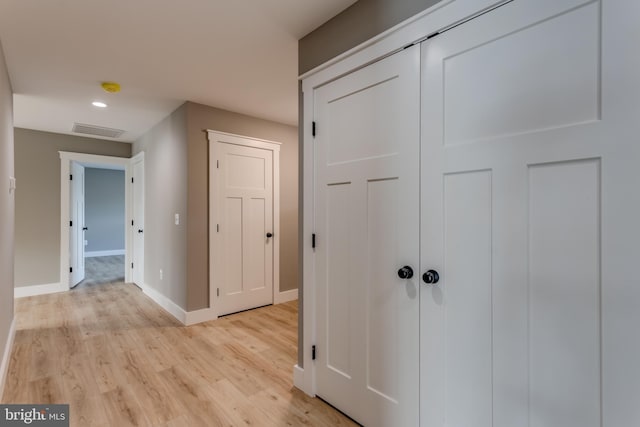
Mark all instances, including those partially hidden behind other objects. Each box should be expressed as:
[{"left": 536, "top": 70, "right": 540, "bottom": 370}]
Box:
[
  {"left": 314, "top": 45, "right": 421, "bottom": 427},
  {"left": 421, "top": 0, "right": 638, "bottom": 426}
]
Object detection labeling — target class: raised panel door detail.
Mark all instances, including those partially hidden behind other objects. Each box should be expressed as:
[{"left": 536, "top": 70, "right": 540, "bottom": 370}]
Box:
[
  {"left": 246, "top": 198, "right": 266, "bottom": 291},
  {"left": 326, "top": 76, "right": 403, "bottom": 165},
  {"left": 443, "top": 170, "right": 493, "bottom": 427},
  {"left": 223, "top": 197, "right": 243, "bottom": 295},
  {"left": 528, "top": 159, "right": 601, "bottom": 427},
  {"left": 326, "top": 183, "right": 353, "bottom": 378},
  {"left": 366, "top": 178, "right": 400, "bottom": 402},
  {"left": 226, "top": 154, "right": 266, "bottom": 189},
  {"left": 443, "top": 2, "right": 600, "bottom": 145}
]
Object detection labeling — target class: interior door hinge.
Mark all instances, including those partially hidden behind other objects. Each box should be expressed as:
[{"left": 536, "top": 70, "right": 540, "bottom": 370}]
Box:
[
  {"left": 69, "top": 267, "right": 73, "bottom": 273},
  {"left": 217, "top": 288, "right": 220, "bottom": 297},
  {"left": 312, "top": 345, "right": 316, "bottom": 360},
  {"left": 312, "top": 233, "right": 316, "bottom": 249},
  {"left": 70, "top": 221, "right": 73, "bottom": 227},
  {"left": 216, "top": 224, "right": 219, "bottom": 232},
  {"left": 131, "top": 262, "right": 134, "bottom": 269},
  {"left": 217, "top": 160, "right": 219, "bottom": 169},
  {"left": 131, "top": 220, "right": 134, "bottom": 226},
  {"left": 131, "top": 177, "right": 134, "bottom": 183},
  {"left": 312, "top": 121, "right": 316, "bottom": 137},
  {"left": 70, "top": 174, "right": 73, "bottom": 181}
]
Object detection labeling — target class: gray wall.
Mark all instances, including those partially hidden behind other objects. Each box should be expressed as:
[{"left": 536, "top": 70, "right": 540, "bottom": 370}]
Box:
[
  {"left": 133, "top": 104, "right": 188, "bottom": 309},
  {"left": 14, "top": 129, "right": 131, "bottom": 287},
  {"left": 299, "top": 0, "right": 441, "bottom": 74},
  {"left": 185, "top": 102, "right": 299, "bottom": 311},
  {"left": 297, "top": 0, "right": 439, "bottom": 366},
  {"left": 85, "top": 168, "right": 125, "bottom": 253},
  {"left": 0, "top": 40, "right": 14, "bottom": 387}
]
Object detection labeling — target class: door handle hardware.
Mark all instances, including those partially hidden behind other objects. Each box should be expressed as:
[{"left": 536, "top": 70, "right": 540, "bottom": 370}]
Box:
[
  {"left": 422, "top": 270, "right": 440, "bottom": 284},
  {"left": 82, "top": 227, "right": 88, "bottom": 231},
  {"left": 397, "top": 266, "right": 414, "bottom": 279},
  {"left": 138, "top": 229, "right": 144, "bottom": 233},
  {"left": 266, "top": 232, "right": 273, "bottom": 238}
]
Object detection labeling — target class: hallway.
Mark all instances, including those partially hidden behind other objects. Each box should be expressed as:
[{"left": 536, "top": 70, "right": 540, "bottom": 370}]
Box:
[{"left": 1, "top": 283, "right": 356, "bottom": 426}]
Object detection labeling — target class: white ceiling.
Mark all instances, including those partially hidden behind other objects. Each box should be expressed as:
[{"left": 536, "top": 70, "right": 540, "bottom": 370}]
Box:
[{"left": 0, "top": 0, "right": 356, "bottom": 142}]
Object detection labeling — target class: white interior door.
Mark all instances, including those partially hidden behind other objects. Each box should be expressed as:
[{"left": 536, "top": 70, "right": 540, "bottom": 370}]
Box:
[
  {"left": 213, "top": 141, "right": 274, "bottom": 316},
  {"left": 70, "top": 161, "right": 85, "bottom": 287},
  {"left": 132, "top": 157, "right": 145, "bottom": 287},
  {"left": 420, "top": 1, "right": 640, "bottom": 426},
  {"left": 313, "top": 46, "right": 420, "bottom": 427}
]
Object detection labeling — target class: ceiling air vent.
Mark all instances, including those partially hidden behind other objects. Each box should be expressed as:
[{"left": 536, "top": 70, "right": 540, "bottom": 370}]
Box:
[{"left": 72, "top": 123, "right": 125, "bottom": 139}]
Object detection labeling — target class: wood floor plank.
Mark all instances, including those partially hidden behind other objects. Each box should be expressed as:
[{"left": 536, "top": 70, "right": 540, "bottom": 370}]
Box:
[
  {"left": 28, "top": 376, "right": 65, "bottom": 404},
  {"left": 101, "top": 385, "right": 150, "bottom": 427},
  {"left": 84, "top": 335, "right": 122, "bottom": 394},
  {"left": 1, "top": 282, "right": 356, "bottom": 426}
]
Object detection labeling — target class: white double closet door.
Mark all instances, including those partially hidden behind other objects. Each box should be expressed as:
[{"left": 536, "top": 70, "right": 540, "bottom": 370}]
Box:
[{"left": 314, "top": 0, "right": 639, "bottom": 426}]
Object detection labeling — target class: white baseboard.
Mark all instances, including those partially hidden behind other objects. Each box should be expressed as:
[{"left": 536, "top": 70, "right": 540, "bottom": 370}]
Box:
[
  {"left": 274, "top": 288, "right": 298, "bottom": 304},
  {"left": 138, "top": 284, "right": 296, "bottom": 326},
  {"left": 293, "top": 364, "right": 304, "bottom": 391},
  {"left": 139, "top": 283, "right": 219, "bottom": 326},
  {"left": 139, "top": 283, "right": 186, "bottom": 325},
  {"left": 14, "top": 282, "right": 67, "bottom": 298},
  {"left": 184, "top": 308, "right": 217, "bottom": 326},
  {"left": 0, "top": 317, "right": 16, "bottom": 399},
  {"left": 85, "top": 249, "right": 125, "bottom": 258},
  {"left": 184, "top": 289, "right": 298, "bottom": 325}
]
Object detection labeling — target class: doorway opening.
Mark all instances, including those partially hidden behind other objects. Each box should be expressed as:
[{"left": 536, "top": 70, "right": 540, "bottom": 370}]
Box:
[
  {"left": 74, "top": 166, "right": 126, "bottom": 289},
  {"left": 59, "top": 152, "right": 137, "bottom": 291}
]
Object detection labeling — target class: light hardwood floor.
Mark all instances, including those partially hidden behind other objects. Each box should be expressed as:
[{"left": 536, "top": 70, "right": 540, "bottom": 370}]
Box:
[{"left": 2, "top": 282, "right": 357, "bottom": 427}]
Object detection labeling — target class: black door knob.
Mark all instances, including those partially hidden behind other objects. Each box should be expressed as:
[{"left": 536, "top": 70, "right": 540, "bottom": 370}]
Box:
[
  {"left": 138, "top": 229, "right": 144, "bottom": 233},
  {"left": 422, "top": 270, "right": 440, "bottom": 284},
  {"left": 82, "top": 227, "right": 88, "bottom": 231},
  {"left": 266, "top": 232, "right": 273, "bottom": 238},
  {"left": 397, "top": 266, "right": 414, "bottom": 279}
]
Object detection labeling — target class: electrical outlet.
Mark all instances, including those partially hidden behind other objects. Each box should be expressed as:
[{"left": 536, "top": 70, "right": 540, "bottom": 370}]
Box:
[{"left": 159, "top": 269, "right": 163, "bottom": 280}]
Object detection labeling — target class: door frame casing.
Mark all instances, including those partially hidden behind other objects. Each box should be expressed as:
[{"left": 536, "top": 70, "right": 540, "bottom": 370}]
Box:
[
  {"left": 59, "top": 151, "right": 133, "bottom": 290},
  {"left": 299, "top": 0, "right": 515, "bottom": 396},
  {"left": 207, "top": 130, "right": 281, "bottom": 319}
]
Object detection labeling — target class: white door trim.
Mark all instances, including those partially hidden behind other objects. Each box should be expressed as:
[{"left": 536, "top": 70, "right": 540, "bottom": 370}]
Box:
[
  {"left": 207, "top": 130, "right": 281, "bottom": 320},
  {"left": 59, "top": 151, "right": 132, "bottom": 290},
  {"left": 299, "top": 0, "right": 508, "bottom": 84},
  {"left": 300, "top": 0, "right": 517, "bottom": 398}
]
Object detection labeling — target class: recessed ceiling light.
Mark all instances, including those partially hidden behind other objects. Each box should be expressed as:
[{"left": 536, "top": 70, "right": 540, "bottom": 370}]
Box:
[{"left": 92, "top": 101, "right": 107, "bottom": 108}]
